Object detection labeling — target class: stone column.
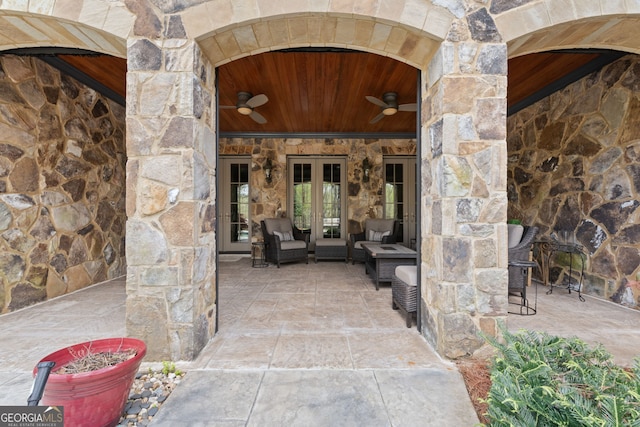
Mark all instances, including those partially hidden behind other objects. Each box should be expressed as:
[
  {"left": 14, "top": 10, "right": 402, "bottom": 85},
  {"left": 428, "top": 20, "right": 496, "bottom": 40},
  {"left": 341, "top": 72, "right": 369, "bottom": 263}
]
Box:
[
  {"left": 420, "top": 7, "right": 508, "bottom": 358},
  {"left": 125, "top": 27, "right": 216, "bottom": 360}
]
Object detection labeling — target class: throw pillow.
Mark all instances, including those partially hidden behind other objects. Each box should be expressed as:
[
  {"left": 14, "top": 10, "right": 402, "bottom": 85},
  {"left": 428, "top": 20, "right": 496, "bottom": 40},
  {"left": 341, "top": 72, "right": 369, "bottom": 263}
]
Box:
[
  {"left": 507, "top": 224, "right": 524, "bottom": 248},
  {"left": 368, "top": 229, "right": 391, "bottom": 242},
  {"left": 274, "top": 230, "right": 293, "bottom": 241}
]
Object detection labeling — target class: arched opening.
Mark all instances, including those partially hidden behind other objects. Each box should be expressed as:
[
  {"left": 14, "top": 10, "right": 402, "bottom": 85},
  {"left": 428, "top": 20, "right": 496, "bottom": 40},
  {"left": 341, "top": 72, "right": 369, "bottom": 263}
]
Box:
[
  {"left": 212, "top": 47, "right": 422, "bottom": 345},
  {"left": 495, "top": 3, "right": 640, "bottom": 321},
  {"left": 184, "top": 8, "right": 453, "bottom": 360},
  {"left": 0, "top": 9, "right": 128, "bottom": 315}
]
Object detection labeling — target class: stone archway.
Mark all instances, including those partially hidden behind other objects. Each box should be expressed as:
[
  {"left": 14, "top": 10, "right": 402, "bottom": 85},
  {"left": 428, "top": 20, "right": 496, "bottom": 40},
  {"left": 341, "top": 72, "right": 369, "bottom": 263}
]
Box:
[
  {"left": 0, "top": 0, "right": 515, "bottom": 361},
  {"left": 124, "top": 2, "right": 464, "bottom": 360},
  {"left": 0, "top": 2, "right": 129, "bottom": 57},
  {"left": 0, "top": 7, "right": 131, "bottom": 314},
  {"left": 490, "top": 2, "right": 640, "bottom": 312},
  {"left": 155, "top": 1, "right": 510, "bottom": 360},
  {"left": 491, "top": 0, "right": 640, "bottom": 57}
]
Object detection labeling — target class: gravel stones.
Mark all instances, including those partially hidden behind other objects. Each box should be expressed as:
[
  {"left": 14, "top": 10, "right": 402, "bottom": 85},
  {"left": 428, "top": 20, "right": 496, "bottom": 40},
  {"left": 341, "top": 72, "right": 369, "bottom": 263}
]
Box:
[{"left": 117, "top": 367, "right": 184, "bottom": 427}]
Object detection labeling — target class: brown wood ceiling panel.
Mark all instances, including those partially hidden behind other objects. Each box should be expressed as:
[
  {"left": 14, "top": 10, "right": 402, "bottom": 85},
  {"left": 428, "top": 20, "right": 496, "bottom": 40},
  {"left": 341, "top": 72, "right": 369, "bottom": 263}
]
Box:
[
  {"left": 507, "top": 52, "right": 600, "bottom": 109},
  {"left": 58, "top": 54, "right": 127, "bottom": 99},
  {"left": 46, "top": 49, "right": 622, "bottom": 133},
  {"left": 217, "top": 51, "right": 419, "bottom": 134}
]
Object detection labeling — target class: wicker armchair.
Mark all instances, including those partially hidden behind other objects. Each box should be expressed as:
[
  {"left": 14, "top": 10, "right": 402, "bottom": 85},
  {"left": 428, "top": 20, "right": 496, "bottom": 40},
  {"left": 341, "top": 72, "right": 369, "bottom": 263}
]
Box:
[
  {"left": 261, "top": 218, "right": 309, "bottom": 268},
  {"left": 350, "top": 219, "right": 398, "bottom": 264},
  {"left": 508, "top": 225, "right": 538, "bottom": 298}
]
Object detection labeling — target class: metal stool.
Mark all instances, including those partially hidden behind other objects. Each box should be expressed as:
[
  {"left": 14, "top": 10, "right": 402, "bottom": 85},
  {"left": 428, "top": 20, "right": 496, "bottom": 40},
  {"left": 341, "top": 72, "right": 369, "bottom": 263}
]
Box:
[
  {"left": 508, "top": 260, "right": 538, "bottom": 315},
  {"left": 251, "top": 241, "right": 268, "bottom": 268}
]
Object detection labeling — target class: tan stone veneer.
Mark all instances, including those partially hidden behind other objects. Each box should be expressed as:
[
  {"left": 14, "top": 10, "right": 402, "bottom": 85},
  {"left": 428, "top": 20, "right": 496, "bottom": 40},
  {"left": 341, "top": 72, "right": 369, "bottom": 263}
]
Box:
[
  {"left": 125, "top": 34, "right": 217, "bottom": 360},
  {"left": 0, "top": 55, "right": 126, "bottom": 313},
  {"left": 507, "top": 54, "right": 640, "bottom": 309},
  {"left": 420, "top": 34, "right": 508, "bottom": 357}
]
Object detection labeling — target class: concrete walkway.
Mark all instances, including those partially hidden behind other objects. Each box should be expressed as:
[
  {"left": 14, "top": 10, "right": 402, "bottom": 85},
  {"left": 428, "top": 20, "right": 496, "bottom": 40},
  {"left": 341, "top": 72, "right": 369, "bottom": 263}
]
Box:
[
  {"left": 1, "top": 255, "right": 638, "bottom": 425},
  {"left": 150, "top": 257, "right": 477, "bottom": 426},
  {"left": 0, "top": 258, "right": 477, "bottom": 426},
  {"left": 507, "top": 282, "right": 640, "bottom": 367}
]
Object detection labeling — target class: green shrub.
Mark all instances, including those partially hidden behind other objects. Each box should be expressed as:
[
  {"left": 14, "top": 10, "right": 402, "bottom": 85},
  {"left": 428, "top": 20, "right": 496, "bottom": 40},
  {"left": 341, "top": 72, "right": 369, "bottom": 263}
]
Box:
[{"left": 483, "top": 327, "right": 640, "bottom": 426}]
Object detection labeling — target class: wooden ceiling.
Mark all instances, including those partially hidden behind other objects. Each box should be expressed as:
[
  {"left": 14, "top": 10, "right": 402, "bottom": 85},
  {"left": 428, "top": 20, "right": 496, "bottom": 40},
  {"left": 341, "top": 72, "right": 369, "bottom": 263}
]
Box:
[
  {"left": 33, "top": 49, "right": 626, "bottom": 135},
  {"left": 507, "top": 50, "right": 624, "bottom": 114},
  {"left": 58, "top": 54, "right": 127, "bottom": 100},
  {"left": 217, "top": 51, "right": 418, "bottom": 135}
]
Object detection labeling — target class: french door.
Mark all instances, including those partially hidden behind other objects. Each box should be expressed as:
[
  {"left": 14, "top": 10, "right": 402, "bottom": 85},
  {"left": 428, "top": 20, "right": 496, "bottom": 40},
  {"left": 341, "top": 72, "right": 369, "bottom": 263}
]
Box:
[
  {"left": 219, "top": 156, "right": 251, "bottom": 253},
  {"left": 288, "top": 157, "right": 347, "bottom": 250},
  {"left": 384, "top": 156, "right": 417, "bottom": 248}
]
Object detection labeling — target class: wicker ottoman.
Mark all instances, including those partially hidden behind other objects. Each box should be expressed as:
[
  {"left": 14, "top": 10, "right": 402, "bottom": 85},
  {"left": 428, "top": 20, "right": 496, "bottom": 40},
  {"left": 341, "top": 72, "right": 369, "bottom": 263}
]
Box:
[
  {"left": 314, "top": 239, "right": 348, "bottom": 263},
  {"left": 392, "top": 265, "right": 417, "bottom": 328}
]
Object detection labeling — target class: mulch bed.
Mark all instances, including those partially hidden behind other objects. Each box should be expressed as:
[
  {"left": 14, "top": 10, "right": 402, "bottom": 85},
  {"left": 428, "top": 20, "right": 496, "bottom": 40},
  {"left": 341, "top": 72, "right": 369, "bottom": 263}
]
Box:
[{"left": 456, "top": 358, "right": 491, "bottom": 425}]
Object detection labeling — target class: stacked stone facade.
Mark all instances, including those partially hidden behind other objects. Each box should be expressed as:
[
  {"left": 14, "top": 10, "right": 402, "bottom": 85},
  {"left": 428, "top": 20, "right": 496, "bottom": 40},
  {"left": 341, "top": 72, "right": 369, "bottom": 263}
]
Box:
[
  {"left": 508, "top": 54, "right": 640, "bottom": 309},
  {"left": 0, "top": 55, "right": 126, "bottom": 313},
  {"left": 219, "top": 137, "right": 416, "bottom": 235},
  {"left": 1, "top": 0, "right": 639, "bottom": 360},
  {"left": 420, "top": 8, "right": 509, "bottom": 357},
  {"left": 126, "top": 29, "right": 218, "bottom": 360}
]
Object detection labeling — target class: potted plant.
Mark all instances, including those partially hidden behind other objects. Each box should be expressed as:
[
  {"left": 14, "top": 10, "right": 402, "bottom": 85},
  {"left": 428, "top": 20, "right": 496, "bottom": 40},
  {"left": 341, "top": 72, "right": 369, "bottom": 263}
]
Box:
[{"left": 32, "top": 337, "right": 146, "bottom": 427}]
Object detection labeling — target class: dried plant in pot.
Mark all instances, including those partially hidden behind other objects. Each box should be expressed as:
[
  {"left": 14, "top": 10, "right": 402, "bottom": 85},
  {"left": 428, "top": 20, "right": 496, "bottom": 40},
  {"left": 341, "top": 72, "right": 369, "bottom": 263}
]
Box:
[{"left": 32, "top": 337, "right": 146, "bottom": 427}]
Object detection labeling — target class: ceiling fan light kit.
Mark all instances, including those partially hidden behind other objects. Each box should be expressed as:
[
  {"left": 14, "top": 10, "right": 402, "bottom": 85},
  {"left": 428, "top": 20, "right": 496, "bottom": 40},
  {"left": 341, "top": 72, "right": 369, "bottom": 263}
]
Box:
[
  {"left": 366, "top": 92, "right": 417, "bottom": 124},
  {"left": 221, "top": 91, "right": 269, "bottom": 123}
]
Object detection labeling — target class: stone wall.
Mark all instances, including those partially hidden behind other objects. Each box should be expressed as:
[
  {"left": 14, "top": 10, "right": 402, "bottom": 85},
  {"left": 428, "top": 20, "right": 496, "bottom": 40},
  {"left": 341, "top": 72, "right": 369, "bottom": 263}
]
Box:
[
  {"left": 125, "top": 39, "right": 218, "bottom": 361},
  {"left": 0, "top": 55, "right": 126, "bottom": 313},
  {"left": 219, "top": 137, "right": 416, "bottom": 236},
  {"left": 507, "top": 54, "right": 640, "bottom": 309}
]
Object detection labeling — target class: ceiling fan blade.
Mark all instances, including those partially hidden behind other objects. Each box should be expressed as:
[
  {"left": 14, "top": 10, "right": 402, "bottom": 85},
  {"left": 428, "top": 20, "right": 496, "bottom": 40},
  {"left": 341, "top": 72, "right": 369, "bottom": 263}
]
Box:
[
  {"left": 365, "top": 96, "right": 388, "bottom": 108},
  {"left": 250, "top": 110, "right": 267, "bottom": 124},
  {"left": 398, "top": 103, "right": 417, "bottom": 112},
  {"left": 219, "top": 105, "right": 236, "bottom": 109},
  {"left": 246, "top": 94, "right": 268, "bottom": 108},
  {"left": 369, "top": 112, "right": 384, "bottom": 124}
]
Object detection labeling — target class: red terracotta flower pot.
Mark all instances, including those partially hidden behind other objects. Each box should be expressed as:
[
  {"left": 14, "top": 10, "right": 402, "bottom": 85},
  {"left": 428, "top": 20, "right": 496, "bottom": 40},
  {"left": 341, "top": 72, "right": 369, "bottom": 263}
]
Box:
[{"left": 33, "top": 337, "right": 146, "bottom": 427}]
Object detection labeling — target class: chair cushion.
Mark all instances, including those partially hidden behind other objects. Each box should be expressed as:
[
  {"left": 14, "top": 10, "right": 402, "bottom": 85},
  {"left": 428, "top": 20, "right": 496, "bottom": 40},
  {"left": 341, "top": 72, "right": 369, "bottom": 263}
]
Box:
[
  {"left": 264, "top": 218, "right": 293, "bottom": 235},
  {"left": 274, "top": 230, "right": 294, "bottom": 241},
  {"left": 365, "top": 219, "right": 394, "bottom": 235},
  {"left": 395, "top": 265, "right": 417, "bottom": 286},
  {"left": 315, "top": 239, "right": 346, "bottom": 247},
  {"left": 508, "top": 224, "right": 524, "bottom": 248},
  {"left": 280, "top": 240, "right": 307, "bottom": 250}
]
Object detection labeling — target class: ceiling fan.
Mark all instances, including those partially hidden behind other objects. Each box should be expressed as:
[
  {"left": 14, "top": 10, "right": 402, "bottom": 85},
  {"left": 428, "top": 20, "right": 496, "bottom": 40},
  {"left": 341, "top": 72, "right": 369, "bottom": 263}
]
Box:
[
  {"left": 220, "top": 91, "right": 269, "bottom": 124},
  {"left": 365, "top": 92, "right": 417, "bottom": 124}
]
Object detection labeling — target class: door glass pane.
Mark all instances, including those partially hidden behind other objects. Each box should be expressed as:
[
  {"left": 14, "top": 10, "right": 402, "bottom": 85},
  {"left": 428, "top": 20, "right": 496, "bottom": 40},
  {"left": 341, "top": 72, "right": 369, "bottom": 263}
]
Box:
[
  {"left": 239, "top": 163, "right": 249, "bottom": 182},
  {"left": 384, "top": 163, "right": 405, "bottom": 244},
  {"left": 230, "top": 164, "right": 249, "bottom": 243},
  {"left": 322, "top": 163, "right": 341, "bottom": 238},
  {"left": 386, "top": 164, "right": 395, "bottom": 183},
  {"left": 293, "top": 163, "right": 313, "bottom": 233}
]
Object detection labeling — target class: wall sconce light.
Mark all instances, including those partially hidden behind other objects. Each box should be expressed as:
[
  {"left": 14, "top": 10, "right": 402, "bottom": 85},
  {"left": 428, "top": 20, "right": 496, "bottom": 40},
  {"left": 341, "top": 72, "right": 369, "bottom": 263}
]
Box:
[
  {"left": 264, "top": 158, "right": 273, "bottom": 184},
  {"left": 362, "top": 158, "right": 370, "bottom": 183}
]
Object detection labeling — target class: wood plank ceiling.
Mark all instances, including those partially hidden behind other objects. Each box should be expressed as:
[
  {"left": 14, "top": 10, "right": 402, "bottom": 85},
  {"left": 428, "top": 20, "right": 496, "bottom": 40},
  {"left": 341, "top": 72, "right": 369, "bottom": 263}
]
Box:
[
  {"left": 217, "top": 50, "right": 418, "bottom": 135},
  {"left": 41, "top": 49, "right": 625, "bottom": 135}
]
